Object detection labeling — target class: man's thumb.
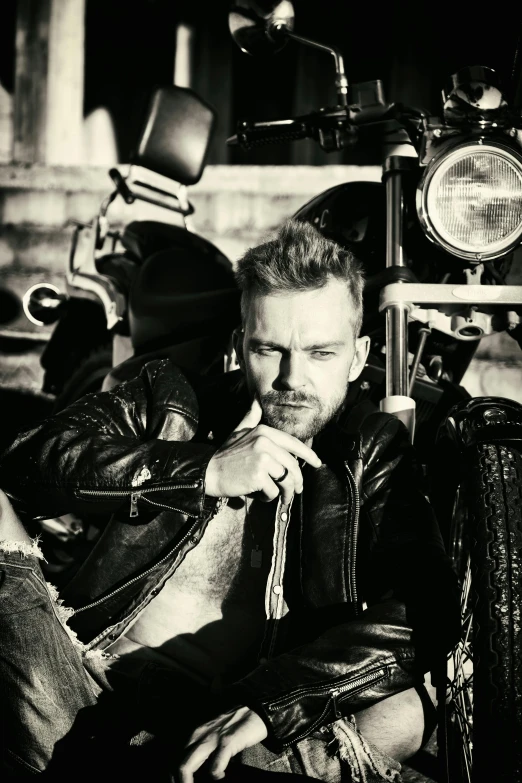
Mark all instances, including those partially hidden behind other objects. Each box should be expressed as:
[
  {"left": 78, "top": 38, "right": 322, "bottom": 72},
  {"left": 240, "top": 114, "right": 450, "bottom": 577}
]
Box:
[{"left": 233, "top": 397, "right": 263, "bottom": 432}]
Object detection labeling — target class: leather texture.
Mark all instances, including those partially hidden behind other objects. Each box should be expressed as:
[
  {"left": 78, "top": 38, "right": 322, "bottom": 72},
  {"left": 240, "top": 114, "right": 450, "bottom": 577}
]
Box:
[
  {"left": 0, "top": 359, "right": 460, "bottom": 749},
  {"left": 134, "top": 86, "right": 216, "bottom": 186}
]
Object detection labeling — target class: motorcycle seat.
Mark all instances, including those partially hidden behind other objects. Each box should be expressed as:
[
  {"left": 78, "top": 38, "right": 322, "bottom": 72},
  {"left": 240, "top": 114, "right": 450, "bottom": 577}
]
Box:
[
  {"left": 121, "top": 221, "right": 231, "bottom": 268},
  {"left": 128, "top": 237, "right": 240, "bottom": 356}
]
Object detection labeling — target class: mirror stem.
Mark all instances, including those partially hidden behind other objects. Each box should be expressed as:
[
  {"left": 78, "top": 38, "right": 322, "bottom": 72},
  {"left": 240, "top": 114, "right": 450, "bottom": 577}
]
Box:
[{"left": 270, "top": 24, "right": 348, "bottom": 106}]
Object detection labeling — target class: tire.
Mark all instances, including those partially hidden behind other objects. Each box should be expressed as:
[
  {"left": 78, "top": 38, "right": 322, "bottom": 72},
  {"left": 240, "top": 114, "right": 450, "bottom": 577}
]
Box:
[
  {"left": 53, "top": 344, "right": 112, "bottom": 412},
  {"left": 441, "top": 443, "right": 522, "bottom": 783}
]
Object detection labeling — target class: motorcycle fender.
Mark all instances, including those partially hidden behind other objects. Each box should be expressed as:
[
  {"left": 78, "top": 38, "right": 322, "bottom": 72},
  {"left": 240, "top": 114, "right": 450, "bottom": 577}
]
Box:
[{"left": 443, "top": 396, "right": 522, "bottom": 450}]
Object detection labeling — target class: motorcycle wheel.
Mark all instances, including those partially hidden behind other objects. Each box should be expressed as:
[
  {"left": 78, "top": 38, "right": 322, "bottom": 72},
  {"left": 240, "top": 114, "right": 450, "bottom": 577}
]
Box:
[
  {"left": 441, "top": 442, "right": 522, "bottom": 783},
  {"left": 53, "top": 344, "right": 112, "bottom": 412}
]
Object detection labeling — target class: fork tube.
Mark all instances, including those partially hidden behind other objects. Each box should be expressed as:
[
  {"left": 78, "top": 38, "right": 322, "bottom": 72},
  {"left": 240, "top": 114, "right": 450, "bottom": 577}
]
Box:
[
  {"left": 386, "top": 163, "right": 405, "bottom": 270},
  {"left": 385, "top": 158, "right": 408, "bottom": 398},
  {"left": 386, "top": 305, "right": 409, "bottom": 397}
]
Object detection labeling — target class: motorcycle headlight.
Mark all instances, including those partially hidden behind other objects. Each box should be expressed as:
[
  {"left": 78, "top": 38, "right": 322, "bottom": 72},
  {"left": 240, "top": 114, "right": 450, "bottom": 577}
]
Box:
[{"left": 417, "top": 141, "right": 522, "bottom": 260}]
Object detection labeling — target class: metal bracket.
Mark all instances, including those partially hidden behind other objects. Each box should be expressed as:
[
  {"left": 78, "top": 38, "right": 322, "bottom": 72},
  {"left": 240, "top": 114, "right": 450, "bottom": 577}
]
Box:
[
  {"left": 66, "top": 271, "right": 124, "bottom": 330},
  {"left": 379, "top": 283, "right": 522, "bottom": 340}
]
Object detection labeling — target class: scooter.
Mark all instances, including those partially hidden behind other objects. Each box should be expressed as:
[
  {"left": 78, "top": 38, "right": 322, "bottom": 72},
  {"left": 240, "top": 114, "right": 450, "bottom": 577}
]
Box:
[
  {"left": 23, "top": 84, "right": 240, "bottom": 411},
  {"left": 227, "top": 2, "right": 522, "bottom": 782},
  {"left": 21, "top": 84, "right": 240, "bottom": 580}
]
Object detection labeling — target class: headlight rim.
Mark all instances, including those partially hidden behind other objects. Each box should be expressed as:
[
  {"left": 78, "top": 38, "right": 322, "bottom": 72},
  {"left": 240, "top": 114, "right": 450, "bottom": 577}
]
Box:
[{"left": 416, "top": 138, "right": 522, "bottom": 262}]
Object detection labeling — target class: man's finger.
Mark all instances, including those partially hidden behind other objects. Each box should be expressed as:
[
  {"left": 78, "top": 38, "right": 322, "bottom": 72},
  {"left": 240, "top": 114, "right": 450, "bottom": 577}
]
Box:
[
  {"left": 232, "top": 397, "right": 263, "bottom": 433},
  {"left": 179, "top": 735, "right": 218, "bottom": 783},
  {"left": 210, "top": 744, "right": 234, "bottom": 780},
  {"left": 259, "top": 476, "right": 282, "bottom": 504},
  {"left": 257, "top": 426, "right": 322, "bottom": 468},
  {"left": 267, "top": 445, "right": 303, "bottom": 493},
  {"left": 277, "top": 474, "right": 295, "bottom": 508}
]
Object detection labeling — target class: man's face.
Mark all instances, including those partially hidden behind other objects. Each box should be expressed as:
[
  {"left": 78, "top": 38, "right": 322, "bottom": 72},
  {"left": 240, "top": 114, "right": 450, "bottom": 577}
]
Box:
[{"left": 236, "top": 278, "right": 370, "bottom": 441}]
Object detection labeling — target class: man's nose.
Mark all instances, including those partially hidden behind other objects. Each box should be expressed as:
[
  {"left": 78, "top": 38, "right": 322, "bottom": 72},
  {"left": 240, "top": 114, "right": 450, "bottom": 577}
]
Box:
[{"left": 278, "top": 354, "right": 306, "bottom": 389}]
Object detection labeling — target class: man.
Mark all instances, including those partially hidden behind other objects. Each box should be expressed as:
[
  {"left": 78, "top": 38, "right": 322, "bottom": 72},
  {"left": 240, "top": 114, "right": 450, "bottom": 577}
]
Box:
[{"left": 0, "top": 219, "right": 459, "bottom": 782}]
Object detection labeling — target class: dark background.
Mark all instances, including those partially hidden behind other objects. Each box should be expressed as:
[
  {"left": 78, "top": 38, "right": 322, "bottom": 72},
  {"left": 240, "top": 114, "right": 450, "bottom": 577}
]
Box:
[{"left": 1, "top": 0, "right": 522, "bottom": 164}]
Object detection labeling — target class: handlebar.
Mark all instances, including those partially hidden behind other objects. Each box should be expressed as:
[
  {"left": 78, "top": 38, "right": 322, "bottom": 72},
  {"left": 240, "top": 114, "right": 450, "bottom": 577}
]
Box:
[
  {"left": 230, "top": 118, "right": 311, "bottom": 148},
  {"left": 227, "top": 108, "right": 360, "bottom": 152},
  {"left": 227, "top": 95, "right": 402, "bottom": 152}
]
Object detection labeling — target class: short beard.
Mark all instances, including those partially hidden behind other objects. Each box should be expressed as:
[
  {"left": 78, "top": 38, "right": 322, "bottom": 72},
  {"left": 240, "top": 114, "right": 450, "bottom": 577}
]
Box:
[{"left": 260, "top": 389, "right": 345, "bottom": 441}]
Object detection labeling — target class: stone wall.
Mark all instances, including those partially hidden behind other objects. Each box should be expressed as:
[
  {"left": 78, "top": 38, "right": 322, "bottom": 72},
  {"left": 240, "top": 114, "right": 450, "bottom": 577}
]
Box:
[{"left": 0, "top": 163, "right": 521, "bottom": 402}]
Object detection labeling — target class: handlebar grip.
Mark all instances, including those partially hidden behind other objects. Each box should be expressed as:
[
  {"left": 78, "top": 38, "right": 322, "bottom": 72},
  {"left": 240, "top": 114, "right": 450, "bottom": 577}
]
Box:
[{"left": 232, "top": 120, "right": 309, "bottom": 149}]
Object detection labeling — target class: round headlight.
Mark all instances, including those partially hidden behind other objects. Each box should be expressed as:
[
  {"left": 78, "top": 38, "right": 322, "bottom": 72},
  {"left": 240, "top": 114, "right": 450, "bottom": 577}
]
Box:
[{"left": 417, "top": 141, "right": 522, "bottom": 260}]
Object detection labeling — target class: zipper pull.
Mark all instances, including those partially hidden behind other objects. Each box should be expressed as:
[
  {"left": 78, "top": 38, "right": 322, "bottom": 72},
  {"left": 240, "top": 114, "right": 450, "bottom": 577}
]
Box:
[
  {"left": 130, "top": 492, "right": 141, "bottom": 518},
  {"left": 331, "top": 689, "right": 342, "bottom": 719}
]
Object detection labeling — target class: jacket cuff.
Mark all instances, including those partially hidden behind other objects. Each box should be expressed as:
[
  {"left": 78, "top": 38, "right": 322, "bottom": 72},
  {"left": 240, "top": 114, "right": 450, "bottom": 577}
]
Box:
[
  {"left": 226, "top": 662, "right": 323, "bottom": 750},
  {"left": 228, "top": 644, "right": 416, "bottom": 749},
  {"left": 160, "top": 442, "right": 217, "bottom": 519}
]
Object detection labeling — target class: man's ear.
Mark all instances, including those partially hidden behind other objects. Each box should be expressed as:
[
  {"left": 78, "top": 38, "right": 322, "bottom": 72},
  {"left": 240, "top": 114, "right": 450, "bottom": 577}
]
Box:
[
  {"left": 348, "top": 335, "right": 371, "bottom": 382},
  {"left": 232, "top": 327, "right": 245, "bottom": 369}
]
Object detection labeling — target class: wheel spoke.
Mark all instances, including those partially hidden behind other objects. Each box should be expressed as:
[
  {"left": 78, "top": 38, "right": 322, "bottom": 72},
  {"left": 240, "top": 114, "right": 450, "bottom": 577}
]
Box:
[{"left": 445, "top": 492, "right": 473, "bottom": 783}]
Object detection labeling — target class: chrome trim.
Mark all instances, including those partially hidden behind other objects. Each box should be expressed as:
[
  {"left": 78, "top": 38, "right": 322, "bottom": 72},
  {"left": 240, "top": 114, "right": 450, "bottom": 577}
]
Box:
[
  {"left": 66, "top": 271, "right": 125, "bottom": 330},
  {"left": 379, "top": 282, "right": 522, "bottom": 340},
  {"left": 22, "top": 283, "right": 65, "bottom": 326},
  {"left": 416, "top": 139, "right": 522, "bottom": 261}
]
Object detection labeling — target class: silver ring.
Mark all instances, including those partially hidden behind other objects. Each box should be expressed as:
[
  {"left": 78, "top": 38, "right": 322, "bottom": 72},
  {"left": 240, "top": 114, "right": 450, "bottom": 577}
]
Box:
[{"left": 273, "top": 467, "right": 288, "bottom": 483}]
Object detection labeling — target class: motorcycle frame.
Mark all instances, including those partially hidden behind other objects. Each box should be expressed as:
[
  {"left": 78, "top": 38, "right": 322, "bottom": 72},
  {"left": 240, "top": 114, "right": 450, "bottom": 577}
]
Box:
[
  {"left": 64, "top": 166, "right": 195, "bottom": 329},
  {"left": 66, "top": 216, "right": 125, "bottom": 331}
]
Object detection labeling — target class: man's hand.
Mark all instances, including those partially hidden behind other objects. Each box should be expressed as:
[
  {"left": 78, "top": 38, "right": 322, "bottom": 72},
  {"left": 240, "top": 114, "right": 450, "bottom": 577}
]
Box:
[
  {"left": 179, "top": 706, "right": 268, "bottom": 782},
  {"left": 204, "top": 399, "right": 322, "bottom": 506}
]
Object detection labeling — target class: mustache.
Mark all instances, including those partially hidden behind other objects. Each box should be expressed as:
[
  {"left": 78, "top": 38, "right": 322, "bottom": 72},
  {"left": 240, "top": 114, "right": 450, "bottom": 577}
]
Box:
[{"left": 261, "top": 390, "right": 320, "bottom": 407}]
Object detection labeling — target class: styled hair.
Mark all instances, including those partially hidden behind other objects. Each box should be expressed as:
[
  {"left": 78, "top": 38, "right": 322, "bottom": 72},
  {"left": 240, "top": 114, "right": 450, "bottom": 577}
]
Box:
[{"left": 235, "top": 218, "right": 365, "bottom": 335}]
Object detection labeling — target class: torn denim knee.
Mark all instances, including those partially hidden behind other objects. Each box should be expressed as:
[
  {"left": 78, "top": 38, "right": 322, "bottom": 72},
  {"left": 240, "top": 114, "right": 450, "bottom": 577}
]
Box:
[
  {"left": 45, "top": 581, "right": 91, "bottom": 654},
  {"left": 45, "top": 582, "right": 111, "bottom": 661},
  {"left": 0, "top": 537, "right": 115, "bottom": 664},
  {"left": 330, "top": 716, "right": 402, "bottom": 783},
  {"left": 0, "top": 537, "right": 45, "bottom": 560}
]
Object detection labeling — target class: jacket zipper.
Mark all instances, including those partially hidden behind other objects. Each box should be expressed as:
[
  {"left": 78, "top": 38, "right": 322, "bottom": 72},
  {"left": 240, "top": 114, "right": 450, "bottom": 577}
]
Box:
[
  {"left": 77, "top": 482, "right": 200, "bottom": 519},
  {"left": 345, "top": 465, "right": 360, "bottom": 615},
  {"left": 268, "top": 666, "right": 386, "bottom": 712},
  {"left": 141, "top": 495, "right": 200, "bottom": 518},
  {"left": 70, "top": 518, "right": 200, "bottom": 617},
  {"left": 276, "top": 667, "right": 387, "bottom": 747}
]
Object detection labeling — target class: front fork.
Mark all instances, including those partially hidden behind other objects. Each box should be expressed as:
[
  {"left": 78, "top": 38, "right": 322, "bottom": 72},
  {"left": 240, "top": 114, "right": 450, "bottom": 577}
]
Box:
[{"left": 380, "top": 156, "right": 416, "bottom": 439}]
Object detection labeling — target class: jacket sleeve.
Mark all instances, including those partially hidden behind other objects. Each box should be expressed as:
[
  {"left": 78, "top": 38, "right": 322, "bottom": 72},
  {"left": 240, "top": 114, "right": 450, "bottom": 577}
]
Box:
[
  {"left": 231, "top": 414, "right": 460, "bottom": 748},
  {"left": 0, "top": 359, "right": 216, "bottom": 522}
]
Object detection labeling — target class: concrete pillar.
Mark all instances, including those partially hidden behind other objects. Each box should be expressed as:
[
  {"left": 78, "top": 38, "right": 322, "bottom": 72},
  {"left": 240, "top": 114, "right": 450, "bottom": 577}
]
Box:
[
  {"left": 174, "top": 23, "right": 194, "bottom": 88},
  {"left": 0, "top": 84, "right": 13, "bottom": 163},
  {"left": 13, "top": 0, "right": 85, "bottom": 165}
]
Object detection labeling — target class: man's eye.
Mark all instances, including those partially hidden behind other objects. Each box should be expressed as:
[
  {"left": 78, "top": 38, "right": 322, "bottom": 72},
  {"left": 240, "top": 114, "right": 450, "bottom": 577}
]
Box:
[
  {"left": 312, "top": 351, "right": 335, "bottom": 359},
  {"left": 254, "top": 347, "right": 277, "bottom": 356}
]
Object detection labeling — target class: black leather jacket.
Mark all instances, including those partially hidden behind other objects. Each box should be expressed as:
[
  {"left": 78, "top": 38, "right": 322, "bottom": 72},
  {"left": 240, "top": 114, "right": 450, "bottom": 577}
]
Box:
[{"left": 0, "top": 359, "right": 460, "bottom": 748}]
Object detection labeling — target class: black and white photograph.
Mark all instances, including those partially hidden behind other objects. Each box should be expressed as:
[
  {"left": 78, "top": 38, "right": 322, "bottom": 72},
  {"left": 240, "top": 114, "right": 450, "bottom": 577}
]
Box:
[{"left": 0, "top": 1, "right": 521, "bottom": 781}]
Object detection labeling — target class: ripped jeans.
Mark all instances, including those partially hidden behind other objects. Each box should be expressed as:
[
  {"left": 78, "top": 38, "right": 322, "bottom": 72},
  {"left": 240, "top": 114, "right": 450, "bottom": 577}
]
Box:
[{"left": 0, "top": 545, "right": 402, "bottom": 782}]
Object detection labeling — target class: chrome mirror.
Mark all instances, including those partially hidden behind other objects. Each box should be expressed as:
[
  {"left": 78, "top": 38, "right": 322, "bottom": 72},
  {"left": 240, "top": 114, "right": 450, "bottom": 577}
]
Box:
[
  {"left": 228, "top": 0, "right": 295, "bottom": 56},
  {"left": 228, "top": 0, "right": 348, "bottom": 105}
]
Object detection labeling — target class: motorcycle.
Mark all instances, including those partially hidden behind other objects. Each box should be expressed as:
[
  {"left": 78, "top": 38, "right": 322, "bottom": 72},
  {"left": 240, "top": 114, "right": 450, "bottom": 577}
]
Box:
[
  {"left": 21, "top": 84, "right": 240, "bottom": 577},
  {"left": 23, "top": 84, "right": 240, "bottom": 410},
  {"left": 227, "top": 2, "right": 522, "bottom": 782}
]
